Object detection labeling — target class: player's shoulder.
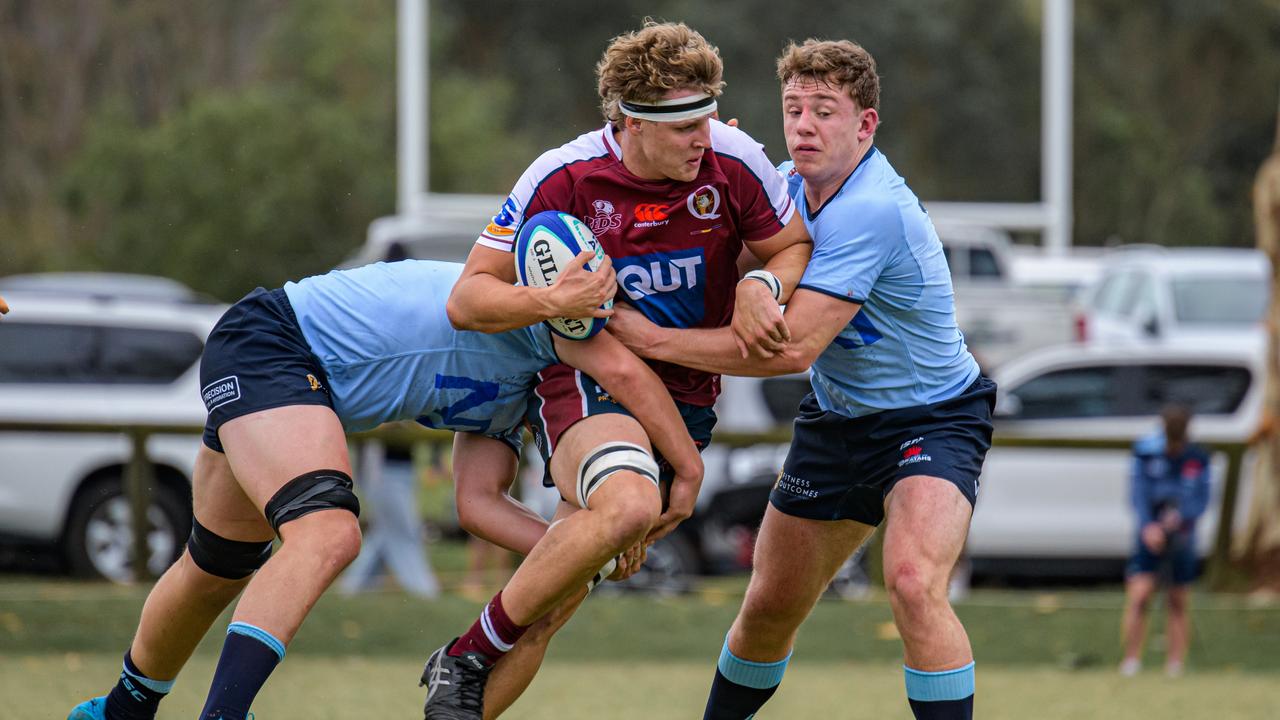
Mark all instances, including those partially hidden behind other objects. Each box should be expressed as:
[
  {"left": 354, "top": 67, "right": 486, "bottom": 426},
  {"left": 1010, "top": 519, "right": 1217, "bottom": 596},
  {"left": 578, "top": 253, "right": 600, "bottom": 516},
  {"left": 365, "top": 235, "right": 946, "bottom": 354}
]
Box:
[
  {"left": 821, "top": 184, "right": 901, "bottom": 232},
  {"left": 523, "top": 127, "right": 613, "bottom": 182},
  {"left": 709, "top": 119, "right": 772, "bottom": 164}
]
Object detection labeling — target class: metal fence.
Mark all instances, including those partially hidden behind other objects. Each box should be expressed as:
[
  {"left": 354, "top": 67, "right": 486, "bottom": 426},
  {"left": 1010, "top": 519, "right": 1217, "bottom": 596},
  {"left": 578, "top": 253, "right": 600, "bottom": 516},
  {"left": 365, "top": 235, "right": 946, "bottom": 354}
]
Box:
[{"left": 0, "top": 421, "right": 1249, "bottom": 589}]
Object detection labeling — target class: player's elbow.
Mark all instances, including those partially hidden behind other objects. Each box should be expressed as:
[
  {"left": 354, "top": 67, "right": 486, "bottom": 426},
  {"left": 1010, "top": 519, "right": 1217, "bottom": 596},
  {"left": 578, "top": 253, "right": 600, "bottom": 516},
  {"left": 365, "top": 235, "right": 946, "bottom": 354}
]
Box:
[
  {"left": 774, "top": 346, "right": 816, "bottom": 376},
  {"left": 446, "top": 291, "right": 482, "bottom": 331}
]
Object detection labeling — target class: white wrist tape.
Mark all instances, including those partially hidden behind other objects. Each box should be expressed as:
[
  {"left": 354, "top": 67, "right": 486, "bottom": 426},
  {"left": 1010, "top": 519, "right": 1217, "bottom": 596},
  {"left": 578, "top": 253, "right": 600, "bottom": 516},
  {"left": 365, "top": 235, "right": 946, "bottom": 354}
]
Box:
[{"left": 741, "top": 269, "right": 782, "bottom": 301}]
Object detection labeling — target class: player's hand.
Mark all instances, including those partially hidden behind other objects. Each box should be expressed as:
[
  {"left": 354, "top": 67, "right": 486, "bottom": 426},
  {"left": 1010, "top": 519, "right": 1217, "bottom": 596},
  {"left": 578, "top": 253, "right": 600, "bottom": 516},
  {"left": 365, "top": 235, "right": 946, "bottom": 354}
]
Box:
[
  {"left": 645, "top": 457, "right": 704, "bottom": 545},
  {"left": 0, "top": 293, "right": 9, "bottom": 315},
  {"left": 731, "top": 278, "right": 790, "bottom": 358},
  {"left": 1141, "top": 522, "right": 1166, "bottom": 553},
  {"left": 544, "top": 251, "right": 616, "bottom": 319},
  {"left": 609, "top": 542, "right": 647, "bottom": 581},
  {"left": 606, "top": 303, "right": 662, "bottom": 358},
  {"left": 1159, "top": 508, "right": 1183, "bottom": 532}
]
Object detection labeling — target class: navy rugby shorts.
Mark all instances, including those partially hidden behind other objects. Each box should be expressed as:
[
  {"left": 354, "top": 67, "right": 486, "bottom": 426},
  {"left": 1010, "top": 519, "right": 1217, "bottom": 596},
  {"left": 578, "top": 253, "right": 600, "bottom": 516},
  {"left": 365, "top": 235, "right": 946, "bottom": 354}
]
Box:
[
  {"left": 769, "top": 376, "right": 996, "bottom": 526},
  {"left": 199, "top": 287, "right": 333, "bottom": 452},
  {"left": 524, "top": 363, "right": 716, "bottom": 489}
]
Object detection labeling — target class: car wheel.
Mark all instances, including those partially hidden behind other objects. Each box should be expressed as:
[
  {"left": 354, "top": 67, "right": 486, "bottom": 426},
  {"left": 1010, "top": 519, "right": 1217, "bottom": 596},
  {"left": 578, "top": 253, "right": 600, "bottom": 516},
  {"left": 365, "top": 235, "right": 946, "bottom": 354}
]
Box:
[{"left": 64, "top": 476, "right": 190, "bottom": 582}]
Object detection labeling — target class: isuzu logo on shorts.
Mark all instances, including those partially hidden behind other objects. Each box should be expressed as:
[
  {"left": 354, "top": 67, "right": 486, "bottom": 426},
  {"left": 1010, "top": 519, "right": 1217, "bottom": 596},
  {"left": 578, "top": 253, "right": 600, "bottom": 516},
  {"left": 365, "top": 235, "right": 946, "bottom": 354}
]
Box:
[{"left": 202, "top": 376, "right": 241, "bottom": 411}]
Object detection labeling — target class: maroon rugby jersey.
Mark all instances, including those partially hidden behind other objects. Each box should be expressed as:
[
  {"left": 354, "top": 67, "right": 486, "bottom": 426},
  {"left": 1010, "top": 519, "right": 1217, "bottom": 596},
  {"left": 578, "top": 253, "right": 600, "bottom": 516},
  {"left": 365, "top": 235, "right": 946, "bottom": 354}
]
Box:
[{"left": 479, "top": 120, "right": 795, "bottom": 406}]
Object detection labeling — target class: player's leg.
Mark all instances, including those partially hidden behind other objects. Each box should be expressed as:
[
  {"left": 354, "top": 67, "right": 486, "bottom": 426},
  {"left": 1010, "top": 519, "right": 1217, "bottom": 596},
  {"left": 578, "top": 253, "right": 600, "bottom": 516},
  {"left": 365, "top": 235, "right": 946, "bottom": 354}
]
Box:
[
  {"left": 881, "top": 475, "right": 975, "bottom": 720},
  {"left": 1165, "top": 584, "right": 1190, "bottom": 675},
  {"left": 197, "top": 404, "right": 360, "bottom": 720},
  {"left": 482, "top": 503, "right": 591, "bottom": 719},
  {"left": 424, "top": 413, "right": 659, "bottom": 719},
  {"left": 1120, "top": 572, "right": 1158, "bottom": 674},
  {"left": 704, "top": 506, "right": 874, "bottom": 720},
  {"left": 68, "top": 445, "right": 272, "bottom": 720}
]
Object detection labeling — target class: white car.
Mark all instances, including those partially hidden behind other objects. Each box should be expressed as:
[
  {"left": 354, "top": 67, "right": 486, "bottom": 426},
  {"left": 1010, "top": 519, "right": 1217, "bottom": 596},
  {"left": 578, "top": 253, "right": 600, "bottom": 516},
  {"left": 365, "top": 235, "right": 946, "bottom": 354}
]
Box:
[
  {"left": 1078, "top": 246, "right": 1269, "bottom": 345},
  {"left": 0, "top": 276, "right": 225, "bottom": 581},
  {"left": 968, "top": 339, "right": 1261, "bottom": 576}
]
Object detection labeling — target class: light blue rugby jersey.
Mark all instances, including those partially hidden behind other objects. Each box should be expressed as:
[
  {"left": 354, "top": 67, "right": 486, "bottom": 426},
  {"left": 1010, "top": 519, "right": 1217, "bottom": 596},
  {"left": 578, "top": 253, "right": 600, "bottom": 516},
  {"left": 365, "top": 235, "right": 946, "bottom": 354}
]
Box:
[
  {"left": 781, "top": 148, "right": 979, "bottom": 417},
  {"left": 282, "top": 260, "right": 559, "bottom": 436}
]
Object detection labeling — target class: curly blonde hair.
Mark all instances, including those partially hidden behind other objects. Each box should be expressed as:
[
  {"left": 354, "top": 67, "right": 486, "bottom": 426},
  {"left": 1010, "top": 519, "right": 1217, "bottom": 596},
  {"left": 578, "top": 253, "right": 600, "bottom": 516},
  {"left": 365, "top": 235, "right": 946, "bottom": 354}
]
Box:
[
  {"left": 597, "top": 21, "right": 725, "bottom": 126},
  {"left": 776, "top": 39, "right": 879, "bottom": 111}
]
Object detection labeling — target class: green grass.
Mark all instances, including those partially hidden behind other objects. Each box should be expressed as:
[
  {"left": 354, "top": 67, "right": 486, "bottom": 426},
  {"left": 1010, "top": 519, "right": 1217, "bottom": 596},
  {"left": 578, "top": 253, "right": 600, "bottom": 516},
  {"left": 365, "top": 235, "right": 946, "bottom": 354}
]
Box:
[{"left": 3, "top": 569, "right": 1279, "bottom": 718}]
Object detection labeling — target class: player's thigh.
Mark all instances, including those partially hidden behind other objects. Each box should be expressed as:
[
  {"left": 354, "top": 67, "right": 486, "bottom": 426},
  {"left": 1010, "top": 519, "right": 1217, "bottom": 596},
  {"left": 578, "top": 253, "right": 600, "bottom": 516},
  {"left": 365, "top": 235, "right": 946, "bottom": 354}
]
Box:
[
  {"left": 743, "top": 505, "right": 875, "bottom": 618},
  {"left": 882, "top": 474, "right": 971, "bottom": 580},
  {"left": 217, "top": 404, "right": 352, "bottom": 516},
  {"left": 548, "top": 412, "right": 654, "bottom": 509},
  {"left": 192, "top": 443, "right": 274, "bottom": 542}
]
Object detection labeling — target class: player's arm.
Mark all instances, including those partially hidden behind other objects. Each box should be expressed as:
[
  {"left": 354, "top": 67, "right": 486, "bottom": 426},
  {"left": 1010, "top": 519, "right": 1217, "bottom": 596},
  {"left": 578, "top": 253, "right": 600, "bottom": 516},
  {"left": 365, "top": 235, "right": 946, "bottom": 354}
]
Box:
[
  {"left": 732, "top": 212, "right": 813, "bottom": 357},
  {"left": 610, "top": 288, "right": 859, "bottom": 378},
  {"left": 446, "top": 244, "right": 616, "bottom": 334},
  {"left": 452, "top": 432, "right": 548, "bottom": 556},
  {"left": 553, "top": 331, "right": 704, "bottom": 542}
]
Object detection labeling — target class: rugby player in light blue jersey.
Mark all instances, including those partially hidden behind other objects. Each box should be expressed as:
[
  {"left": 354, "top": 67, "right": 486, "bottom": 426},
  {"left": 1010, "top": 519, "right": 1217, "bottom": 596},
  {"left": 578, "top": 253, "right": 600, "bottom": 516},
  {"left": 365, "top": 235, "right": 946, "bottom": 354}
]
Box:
[
  {"left": 68, "top": 259, "right": 701, "bottom": 720},
  {"left": 610, "top": 39, "right": 994, "bottom": 720}
]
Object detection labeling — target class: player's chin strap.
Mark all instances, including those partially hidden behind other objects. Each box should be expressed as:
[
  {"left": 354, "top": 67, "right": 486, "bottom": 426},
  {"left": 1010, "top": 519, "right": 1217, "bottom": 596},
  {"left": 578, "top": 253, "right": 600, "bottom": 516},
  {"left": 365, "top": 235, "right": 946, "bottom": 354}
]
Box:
[
  {"left": 619, "top": 92, "right": 718, "bottom": 122},
  {"left": 575, "top": 441, "right": 660, "bottom": 510}
]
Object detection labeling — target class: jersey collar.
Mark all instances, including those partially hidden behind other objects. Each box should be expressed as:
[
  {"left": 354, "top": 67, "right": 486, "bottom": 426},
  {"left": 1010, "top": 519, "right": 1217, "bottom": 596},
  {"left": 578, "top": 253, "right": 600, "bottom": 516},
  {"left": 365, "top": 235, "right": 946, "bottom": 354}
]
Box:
[{"left": 806, "top": 145, "right": 878, "bottom": 221}]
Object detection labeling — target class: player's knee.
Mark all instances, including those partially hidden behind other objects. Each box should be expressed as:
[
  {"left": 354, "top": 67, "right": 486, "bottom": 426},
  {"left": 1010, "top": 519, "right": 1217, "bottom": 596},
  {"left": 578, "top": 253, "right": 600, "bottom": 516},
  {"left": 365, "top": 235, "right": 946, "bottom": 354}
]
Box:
[
  {"left": 186, "top": 517, "right": 273, "bottom": 581},
  {"left": 1167, "top": 590, "right": 1190, "bottom": 614},
  {"left": 286, "top": 510, "right": 363, "bottom": 569},
  {"left": 885, "top": 560, "right": 946, "bottom": 611},
  {"left": 595, "top": 478, "right": 661, "bottom": 543}
]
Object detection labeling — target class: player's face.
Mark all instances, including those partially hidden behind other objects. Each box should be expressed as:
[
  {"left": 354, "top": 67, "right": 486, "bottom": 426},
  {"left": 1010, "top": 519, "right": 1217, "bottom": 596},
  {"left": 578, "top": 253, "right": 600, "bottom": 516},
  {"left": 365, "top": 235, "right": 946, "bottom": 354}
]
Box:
[
  {"left": 632, "top": 88, "right": 713, "bottom": 182},
  {"left": 631, "top": 116, "right": 712, "bottom": 183},
  {"left": 782, "top": 76, "right": 874, "bottom": 186}
]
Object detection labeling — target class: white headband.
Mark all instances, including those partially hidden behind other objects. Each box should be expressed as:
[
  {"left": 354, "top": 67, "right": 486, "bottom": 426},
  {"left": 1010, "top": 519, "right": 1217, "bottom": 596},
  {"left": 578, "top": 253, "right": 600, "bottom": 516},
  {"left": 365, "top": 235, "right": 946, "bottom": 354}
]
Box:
[{"left": 619, "top": 92, "right": 718, "bottom": 122}]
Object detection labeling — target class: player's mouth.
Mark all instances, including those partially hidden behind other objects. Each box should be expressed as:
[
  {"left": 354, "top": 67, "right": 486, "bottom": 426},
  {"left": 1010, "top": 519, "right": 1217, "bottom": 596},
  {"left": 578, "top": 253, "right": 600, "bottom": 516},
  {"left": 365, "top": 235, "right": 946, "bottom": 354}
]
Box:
[{"left": 792, "top": 143, "right": 822, "bottom": 156}]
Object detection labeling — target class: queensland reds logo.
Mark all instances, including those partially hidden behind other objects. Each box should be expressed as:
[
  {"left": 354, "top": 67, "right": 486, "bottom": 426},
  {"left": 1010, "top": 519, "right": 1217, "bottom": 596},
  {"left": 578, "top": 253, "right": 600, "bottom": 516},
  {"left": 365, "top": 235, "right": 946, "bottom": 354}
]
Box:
[
  {"left": 686, "top": 185, "right": 721, "bottom": 220},
  {"left": 588, "top": 199, "right": 623, "bottom": 236}
]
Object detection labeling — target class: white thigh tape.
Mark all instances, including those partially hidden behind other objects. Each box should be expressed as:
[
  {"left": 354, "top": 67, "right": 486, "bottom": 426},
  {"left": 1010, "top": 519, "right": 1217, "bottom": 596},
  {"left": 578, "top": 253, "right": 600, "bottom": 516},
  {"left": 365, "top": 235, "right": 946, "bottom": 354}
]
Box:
[{"left": 575, "top": 441, "right": 660, "bottom": 509}]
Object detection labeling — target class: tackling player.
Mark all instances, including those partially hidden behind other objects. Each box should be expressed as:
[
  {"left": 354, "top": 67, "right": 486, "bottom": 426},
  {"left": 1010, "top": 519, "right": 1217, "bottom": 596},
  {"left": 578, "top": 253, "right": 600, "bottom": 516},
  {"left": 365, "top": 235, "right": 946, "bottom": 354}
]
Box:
[
  {"left": 609, "top": 39, "right": 995, "bottom": 720},
  {"left": 422, "top": 20, "right": 811, "bottom": 720},
  {"left": 66, "top": 258, "right": 698, "bottom": 720}
]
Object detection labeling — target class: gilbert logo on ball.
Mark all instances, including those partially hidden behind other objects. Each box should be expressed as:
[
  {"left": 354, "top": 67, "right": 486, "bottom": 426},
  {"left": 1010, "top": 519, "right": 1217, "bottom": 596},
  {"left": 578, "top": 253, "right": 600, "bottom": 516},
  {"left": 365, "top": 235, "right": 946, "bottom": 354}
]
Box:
[{"left": 514, "top": 210, "right": 612, "bottom": 340}]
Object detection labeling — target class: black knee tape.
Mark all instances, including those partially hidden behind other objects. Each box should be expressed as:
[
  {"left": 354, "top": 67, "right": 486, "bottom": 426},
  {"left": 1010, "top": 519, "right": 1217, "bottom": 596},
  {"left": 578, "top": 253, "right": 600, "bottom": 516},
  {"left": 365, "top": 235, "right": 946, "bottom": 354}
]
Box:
[
  {"left": 264, "top": 469, "right": 360, "bottom": 535},
  {"left": 187, "top": 518, "right": 273, "bottom": 580}
]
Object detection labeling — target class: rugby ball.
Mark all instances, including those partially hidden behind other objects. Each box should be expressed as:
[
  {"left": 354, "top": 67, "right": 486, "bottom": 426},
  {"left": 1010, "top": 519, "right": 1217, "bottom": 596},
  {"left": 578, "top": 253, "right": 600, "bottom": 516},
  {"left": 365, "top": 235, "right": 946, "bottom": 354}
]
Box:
[{"left": 514, "top": 210, "right": 612, "bottom": 340}]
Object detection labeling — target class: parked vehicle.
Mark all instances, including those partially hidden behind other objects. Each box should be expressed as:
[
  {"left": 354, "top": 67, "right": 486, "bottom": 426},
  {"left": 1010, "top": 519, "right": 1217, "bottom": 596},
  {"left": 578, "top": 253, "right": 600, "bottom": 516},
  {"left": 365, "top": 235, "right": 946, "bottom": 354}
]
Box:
[
  {"left": 0, "top": 277, "right": 224, "bottom": 581},
  {"left": 968, "top": 338, "right": 1262, "bottom": 578},
  {"left": 1076, "top": 246, "right": 1269, "bottom": 345}
]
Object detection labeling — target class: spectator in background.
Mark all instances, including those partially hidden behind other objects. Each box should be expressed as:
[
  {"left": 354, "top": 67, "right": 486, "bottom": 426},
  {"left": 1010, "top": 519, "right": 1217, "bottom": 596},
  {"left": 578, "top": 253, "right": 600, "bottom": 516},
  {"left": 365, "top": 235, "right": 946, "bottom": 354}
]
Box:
[{"left": 1119, "top": 404, "right": 1211, "bottom": 677}]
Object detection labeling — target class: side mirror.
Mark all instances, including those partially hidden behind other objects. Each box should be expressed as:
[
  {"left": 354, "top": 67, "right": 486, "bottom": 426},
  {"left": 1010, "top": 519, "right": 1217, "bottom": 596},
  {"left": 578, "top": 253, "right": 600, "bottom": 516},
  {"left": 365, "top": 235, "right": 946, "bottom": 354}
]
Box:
[{"left": 1142, "top": 315, "right": 1160, "bottom": 337}]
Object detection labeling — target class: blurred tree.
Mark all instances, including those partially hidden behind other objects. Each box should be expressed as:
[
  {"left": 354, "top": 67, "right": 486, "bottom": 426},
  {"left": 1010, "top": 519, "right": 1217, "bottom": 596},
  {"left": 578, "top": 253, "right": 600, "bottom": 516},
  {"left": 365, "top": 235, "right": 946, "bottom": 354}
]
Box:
[
  {"left": 61, "top": 87, "right": 391, "bottom": 299},
  {"left": 1075, "top": 0, "right": 1280, "bottom": 247},
  {"left": 1246, "top": 94, "right": 1280, "bottom": 591}
]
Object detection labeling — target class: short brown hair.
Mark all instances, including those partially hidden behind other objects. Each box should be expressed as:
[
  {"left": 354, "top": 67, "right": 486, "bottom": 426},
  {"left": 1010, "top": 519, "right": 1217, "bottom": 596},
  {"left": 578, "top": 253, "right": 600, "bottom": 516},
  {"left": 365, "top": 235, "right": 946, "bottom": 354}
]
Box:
[
  {"left": 597, "top": 21, "right": 725, "bottom": 125},
  {"left": 776, "top": 39, "right": 879, "bottom": 111}
]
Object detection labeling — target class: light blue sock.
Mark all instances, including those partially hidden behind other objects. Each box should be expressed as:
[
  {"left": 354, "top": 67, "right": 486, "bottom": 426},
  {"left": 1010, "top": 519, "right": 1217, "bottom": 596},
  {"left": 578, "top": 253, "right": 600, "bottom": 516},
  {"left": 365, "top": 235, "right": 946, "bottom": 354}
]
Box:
[
  {"left": 717, "top": 639, "right": 791, "bottom": 689},
  {"left": 904, "top": 662, "right": 975, "bottom": 720}
]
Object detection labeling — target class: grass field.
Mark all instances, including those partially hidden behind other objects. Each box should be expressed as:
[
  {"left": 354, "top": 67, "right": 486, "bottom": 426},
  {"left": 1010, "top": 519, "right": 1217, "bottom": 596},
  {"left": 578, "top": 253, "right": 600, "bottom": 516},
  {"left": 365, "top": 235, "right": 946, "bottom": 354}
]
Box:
[{"left": 3, "top": 573, "right": 1278, "bottom": 718}]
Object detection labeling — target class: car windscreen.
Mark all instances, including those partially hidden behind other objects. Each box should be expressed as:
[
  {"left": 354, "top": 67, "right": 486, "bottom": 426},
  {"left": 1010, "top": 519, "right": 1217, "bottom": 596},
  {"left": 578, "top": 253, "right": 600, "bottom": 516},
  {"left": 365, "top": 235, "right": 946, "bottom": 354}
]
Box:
[{"left": 1172, "top": 276, "right": 1267, "bottom": 325}]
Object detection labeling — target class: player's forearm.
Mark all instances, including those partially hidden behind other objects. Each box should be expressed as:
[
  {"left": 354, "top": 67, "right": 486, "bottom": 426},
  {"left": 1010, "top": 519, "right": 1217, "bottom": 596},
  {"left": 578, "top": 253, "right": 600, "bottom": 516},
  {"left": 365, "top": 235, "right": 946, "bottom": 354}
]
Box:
[
  {"left": 760, "top": 240, "right": 812, "bottom": 303},
  {"left": 642, "top": 325, "right": 810, "bottom": 377},
  {"left": 446, "top": 273, "right": 558, "bottom": 333},
  {"left": 456, "top": 490, "right": 549, "bottom": 556}
]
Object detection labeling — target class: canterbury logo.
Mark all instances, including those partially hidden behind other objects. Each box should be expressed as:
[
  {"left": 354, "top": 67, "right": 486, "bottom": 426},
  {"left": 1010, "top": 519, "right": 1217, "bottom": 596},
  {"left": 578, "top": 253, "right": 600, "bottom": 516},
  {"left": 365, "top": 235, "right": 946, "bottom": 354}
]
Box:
[{"left": 633, "top": 203, "right": 670, "bottom": 222}]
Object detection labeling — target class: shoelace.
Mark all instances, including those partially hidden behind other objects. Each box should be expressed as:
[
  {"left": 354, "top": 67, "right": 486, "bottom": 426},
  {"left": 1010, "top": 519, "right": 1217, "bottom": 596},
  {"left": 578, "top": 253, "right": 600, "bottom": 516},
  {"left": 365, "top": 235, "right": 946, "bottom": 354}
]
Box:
[{"left": 452, "top": 661, "right": 487, "bottom": 711}]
